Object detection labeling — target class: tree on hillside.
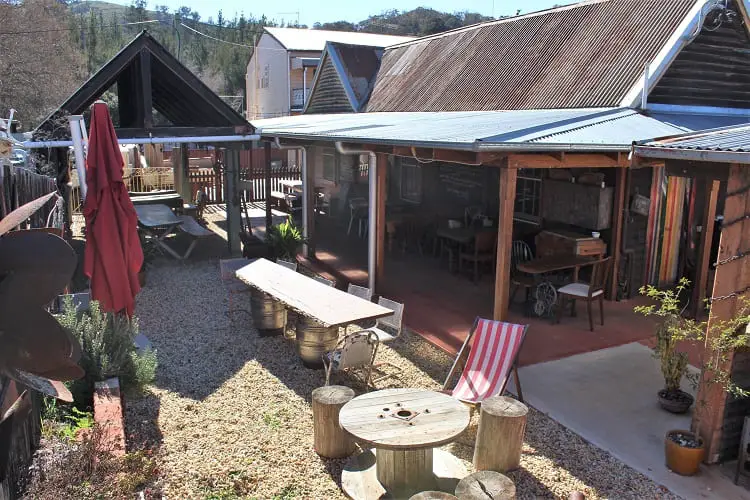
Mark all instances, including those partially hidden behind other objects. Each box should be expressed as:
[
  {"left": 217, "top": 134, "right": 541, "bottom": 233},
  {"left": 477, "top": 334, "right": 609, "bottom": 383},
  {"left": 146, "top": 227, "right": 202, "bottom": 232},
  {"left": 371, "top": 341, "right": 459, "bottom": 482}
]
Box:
[
  {"left": 316, "top": 7, "right": 494, "bottom": 36},
  {"left": 0, "top": 0, "right": 84, "bottom": 128}
]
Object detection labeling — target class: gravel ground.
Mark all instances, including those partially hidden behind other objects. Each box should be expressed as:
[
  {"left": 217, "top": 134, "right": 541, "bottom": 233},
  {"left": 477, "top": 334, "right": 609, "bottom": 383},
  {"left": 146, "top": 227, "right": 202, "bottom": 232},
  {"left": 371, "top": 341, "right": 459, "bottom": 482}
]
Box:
[{"left": 128, "top": 259, "right": 680, "bottom": 500}]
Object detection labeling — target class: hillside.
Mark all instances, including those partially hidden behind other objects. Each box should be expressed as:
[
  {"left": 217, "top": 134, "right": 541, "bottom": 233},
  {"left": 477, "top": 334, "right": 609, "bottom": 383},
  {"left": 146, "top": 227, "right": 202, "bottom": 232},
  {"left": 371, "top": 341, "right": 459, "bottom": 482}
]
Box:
[{"left": 1, "top": 0, "right": 496, "bottom": 127}]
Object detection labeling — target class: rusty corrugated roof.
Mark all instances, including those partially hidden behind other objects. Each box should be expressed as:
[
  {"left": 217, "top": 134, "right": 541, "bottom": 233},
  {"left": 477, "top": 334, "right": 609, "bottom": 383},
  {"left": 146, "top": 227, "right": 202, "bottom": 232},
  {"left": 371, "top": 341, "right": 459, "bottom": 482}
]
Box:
[{"left": 367, "top": 0, "right": 699, "bottom": 112}]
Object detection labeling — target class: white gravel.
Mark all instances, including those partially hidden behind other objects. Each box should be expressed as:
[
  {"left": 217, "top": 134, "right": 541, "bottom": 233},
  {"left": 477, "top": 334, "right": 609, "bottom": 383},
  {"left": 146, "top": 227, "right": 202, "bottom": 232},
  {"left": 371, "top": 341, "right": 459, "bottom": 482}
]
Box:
[{"left": 127, "top": 259, "right": 681, "bottom": 500}]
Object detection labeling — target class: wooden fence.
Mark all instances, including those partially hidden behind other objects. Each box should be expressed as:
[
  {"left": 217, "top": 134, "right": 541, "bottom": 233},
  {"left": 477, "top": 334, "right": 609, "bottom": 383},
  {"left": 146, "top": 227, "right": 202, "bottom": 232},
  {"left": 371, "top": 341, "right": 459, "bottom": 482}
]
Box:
[
  {"left": 0, "top": 386, "right": 41, "bottom": 500},
  {"left": 186, "top": 165, "right": 302, "bottom": 205}
]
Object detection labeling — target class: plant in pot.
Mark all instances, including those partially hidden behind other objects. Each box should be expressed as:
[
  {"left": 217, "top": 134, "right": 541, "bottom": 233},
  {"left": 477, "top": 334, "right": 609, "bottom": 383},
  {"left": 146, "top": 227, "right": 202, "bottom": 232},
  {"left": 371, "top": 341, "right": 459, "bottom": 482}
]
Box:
[
  {"left": 635, "top": 278, "right": 701, "bottom": 415},
  {"left": 265, "top": 216, "right": 304, "bottom": 261},
  {"left": 636, "top": 279, "right": 750, "bottom": 476}
]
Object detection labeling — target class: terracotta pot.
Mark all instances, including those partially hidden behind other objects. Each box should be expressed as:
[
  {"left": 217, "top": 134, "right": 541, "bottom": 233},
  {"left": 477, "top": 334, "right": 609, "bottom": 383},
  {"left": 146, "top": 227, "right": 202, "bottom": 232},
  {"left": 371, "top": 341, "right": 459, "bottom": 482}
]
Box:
[{"left": 664, "top": 430, "right": 704, "bottom": 476}]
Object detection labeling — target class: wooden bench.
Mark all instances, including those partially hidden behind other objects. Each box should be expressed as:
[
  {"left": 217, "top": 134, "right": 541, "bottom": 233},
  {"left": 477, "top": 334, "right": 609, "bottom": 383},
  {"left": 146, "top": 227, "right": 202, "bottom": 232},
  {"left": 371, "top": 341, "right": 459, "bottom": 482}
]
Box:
[{"left": 177, "top": 215, "right": 213, "bottom": 259}]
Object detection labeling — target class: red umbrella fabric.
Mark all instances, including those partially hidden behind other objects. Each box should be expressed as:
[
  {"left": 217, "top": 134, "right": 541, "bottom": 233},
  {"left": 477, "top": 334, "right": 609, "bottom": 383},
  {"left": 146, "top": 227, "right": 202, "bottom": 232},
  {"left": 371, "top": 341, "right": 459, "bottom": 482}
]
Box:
[{"left": 82, "top": 101, "right": 143, "bottom": 316}]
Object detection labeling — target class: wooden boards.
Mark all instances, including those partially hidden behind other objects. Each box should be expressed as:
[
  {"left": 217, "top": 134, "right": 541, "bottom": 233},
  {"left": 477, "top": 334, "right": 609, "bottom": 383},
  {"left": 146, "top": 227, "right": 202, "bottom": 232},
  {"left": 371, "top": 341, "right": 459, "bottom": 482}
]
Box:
[
  {"left": 235, "top": 258, "right": 392, "bottom": 327},
  {"left": 339, "top": 388, "right": 470, "bottom": 450},
  {"left": 312, "top": 385, "right": 356, "bottom": 458}
]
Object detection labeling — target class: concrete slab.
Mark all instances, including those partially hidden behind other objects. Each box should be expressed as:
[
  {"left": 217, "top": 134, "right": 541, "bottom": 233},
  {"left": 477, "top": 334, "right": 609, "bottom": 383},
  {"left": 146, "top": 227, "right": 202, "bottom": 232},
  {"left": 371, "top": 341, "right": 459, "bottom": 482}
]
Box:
[{"left": 508, "top": 342, "right": 750, "bottom": 500}]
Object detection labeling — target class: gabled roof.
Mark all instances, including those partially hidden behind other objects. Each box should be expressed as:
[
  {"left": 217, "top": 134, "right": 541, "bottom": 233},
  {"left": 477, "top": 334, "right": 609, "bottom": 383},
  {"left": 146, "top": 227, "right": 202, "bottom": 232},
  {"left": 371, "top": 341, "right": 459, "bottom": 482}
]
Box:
[
  {"left": 367, "top": 0, "right": 704, "bottom": 112},
  {"left": 633, "top": 123, "right": 750, "bottom": 162},
  {"left": 263, "top": 27, "right": 414, "bottom": 52},
  {"left": 35, "top": 31, "right": 251, "bottom": 140},
  {"left": 304, "top": 42, "right": 385, "bottom": 114},
  {"left": 252, "top": 108, "right": 698, "bottom": 152}
]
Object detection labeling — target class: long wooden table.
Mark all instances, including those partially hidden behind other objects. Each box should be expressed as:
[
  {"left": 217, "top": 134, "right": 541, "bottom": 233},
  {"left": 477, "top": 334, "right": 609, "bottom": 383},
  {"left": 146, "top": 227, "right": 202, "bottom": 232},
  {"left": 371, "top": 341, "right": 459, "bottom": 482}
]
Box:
[{"left": 235, "top": 258, "right": 392, "bottom": 328}]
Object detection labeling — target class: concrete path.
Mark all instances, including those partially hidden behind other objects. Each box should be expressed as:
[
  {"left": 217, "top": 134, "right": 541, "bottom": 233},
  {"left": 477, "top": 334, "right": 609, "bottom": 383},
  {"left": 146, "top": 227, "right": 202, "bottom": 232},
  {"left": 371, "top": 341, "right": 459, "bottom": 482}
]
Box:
[{"left": 508, "top": 342, "right": 750, "bottom": 500}]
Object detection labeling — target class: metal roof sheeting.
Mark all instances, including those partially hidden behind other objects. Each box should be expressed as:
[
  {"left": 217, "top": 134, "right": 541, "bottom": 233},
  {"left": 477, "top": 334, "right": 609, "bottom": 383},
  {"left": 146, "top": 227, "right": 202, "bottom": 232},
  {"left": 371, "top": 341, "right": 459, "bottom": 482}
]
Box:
[
  {"left": 264, "top": 28, "right": 414, "bottom": 52},
  {"left": 253, "top": 108, "right": 699, "bottom": 152},
  {"left": 634, "top": 124, "right": 750, "bottom": 163},
  {"left": 367, "top": 0, "right": 698, "bottom": 112}
]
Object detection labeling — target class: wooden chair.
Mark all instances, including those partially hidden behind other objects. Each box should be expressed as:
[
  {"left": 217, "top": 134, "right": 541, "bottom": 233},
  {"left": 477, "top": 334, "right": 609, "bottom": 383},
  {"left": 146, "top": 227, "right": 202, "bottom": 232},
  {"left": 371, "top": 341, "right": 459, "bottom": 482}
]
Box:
[
  {"left": 555, "top": 257, "right": 613, "bottom": 331},
  {"left": 458, "top": 232, "right": 497, "bottom": 282},
  {"left": 510, "top": 240, "right": 535, "bottom": 304},
  {"left": 322, "top": 331, "right": 379, "bottom": 389},
  {"left": 277, "top": 259, "right": 298, "bottom": 271},
  {"left": 443, "top": 318, "right": 528, "bottom": 403}
]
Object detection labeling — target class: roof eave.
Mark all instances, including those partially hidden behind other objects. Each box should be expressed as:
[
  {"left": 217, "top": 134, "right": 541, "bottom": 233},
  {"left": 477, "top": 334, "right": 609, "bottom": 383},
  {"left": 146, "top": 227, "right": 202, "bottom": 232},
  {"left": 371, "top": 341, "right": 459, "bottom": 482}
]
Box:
[{"left": 632, "top": 145, "right": 750, "bottom": 163}]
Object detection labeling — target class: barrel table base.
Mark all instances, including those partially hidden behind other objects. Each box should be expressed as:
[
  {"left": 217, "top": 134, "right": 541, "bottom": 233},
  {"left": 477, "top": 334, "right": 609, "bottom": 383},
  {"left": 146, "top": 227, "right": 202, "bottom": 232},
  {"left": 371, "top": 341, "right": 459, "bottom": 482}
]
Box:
[
  {"left": 342, "top": 448, "right": 468, "bottom": 500},
  {"left": 296, "top": 316, "right": 338, "bottom": 369},
  {"left": 250, "top": 289, "right": 286, "bottom": 336}
]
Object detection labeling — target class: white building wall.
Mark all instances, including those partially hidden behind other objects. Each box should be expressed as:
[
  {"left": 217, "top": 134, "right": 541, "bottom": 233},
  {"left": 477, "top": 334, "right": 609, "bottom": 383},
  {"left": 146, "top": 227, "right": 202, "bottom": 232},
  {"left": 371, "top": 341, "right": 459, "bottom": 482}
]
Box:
[{"left": 246, "top": 34, "right": 290, "bottom": 119}]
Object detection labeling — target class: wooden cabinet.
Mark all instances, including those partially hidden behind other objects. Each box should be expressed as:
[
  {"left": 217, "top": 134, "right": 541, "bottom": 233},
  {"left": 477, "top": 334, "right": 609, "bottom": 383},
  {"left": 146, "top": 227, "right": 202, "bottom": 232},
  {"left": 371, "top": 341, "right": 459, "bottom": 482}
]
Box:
[
  {"left": 535, "top": 230, "right": 607, "bottom": 259},
  {"left": 541, "top": 179, "right": 614, "bottom": 230}
]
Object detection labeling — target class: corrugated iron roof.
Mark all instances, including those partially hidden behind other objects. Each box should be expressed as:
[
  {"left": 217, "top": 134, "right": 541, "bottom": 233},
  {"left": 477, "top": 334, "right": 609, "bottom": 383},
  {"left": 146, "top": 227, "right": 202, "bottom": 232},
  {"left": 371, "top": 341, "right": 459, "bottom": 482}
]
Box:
[
  {"left": 253, "top": 108, "right": 707, "bottom": 151},
  {"left": 264, "top": 27, "right": 413, "bottom": 52},
  {"left": 367, "top": 0, "right": 698, "bottom": 112}
]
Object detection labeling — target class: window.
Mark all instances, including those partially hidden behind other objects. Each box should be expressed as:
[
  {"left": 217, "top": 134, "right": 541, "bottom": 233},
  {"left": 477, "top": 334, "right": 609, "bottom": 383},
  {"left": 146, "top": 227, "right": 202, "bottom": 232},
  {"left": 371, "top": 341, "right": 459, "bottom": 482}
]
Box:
[
  {"left": 400, "top": 158, "right": 422, "bottom": 203},
  {"left": 514, "top": 168, "right": 542, "bottom": 223},
  {"left": 322, "top": 148, "right": 336, "bottom": 182},
  {"left": 259, "top": 64, "right": 270, "bottom": 89}
]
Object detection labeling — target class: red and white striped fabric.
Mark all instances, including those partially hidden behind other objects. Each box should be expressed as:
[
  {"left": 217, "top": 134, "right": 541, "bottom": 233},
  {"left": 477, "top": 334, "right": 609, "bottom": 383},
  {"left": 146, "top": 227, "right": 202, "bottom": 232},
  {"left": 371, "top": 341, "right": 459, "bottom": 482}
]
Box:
[{"left": 451, "top": 319, "right": 526, "bottom": 404}]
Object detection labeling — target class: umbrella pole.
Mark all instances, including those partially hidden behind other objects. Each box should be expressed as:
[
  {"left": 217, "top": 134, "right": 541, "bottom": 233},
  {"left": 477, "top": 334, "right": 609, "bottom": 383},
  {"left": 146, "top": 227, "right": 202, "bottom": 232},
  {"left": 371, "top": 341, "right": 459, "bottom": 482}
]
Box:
[{"left": 69, "top": 115, "right": 88, "bottom": 202}]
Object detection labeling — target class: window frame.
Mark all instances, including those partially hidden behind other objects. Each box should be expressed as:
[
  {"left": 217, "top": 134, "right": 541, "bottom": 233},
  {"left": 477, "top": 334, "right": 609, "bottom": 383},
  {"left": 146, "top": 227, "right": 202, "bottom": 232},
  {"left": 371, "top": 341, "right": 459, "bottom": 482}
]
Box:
[
  {"left": 399, "top": 157, "right": 422, "bottom": 204},
  {"left": 513, "top": 168, "right": 543, "bottom": 224},
  {"left": 321, "top": 147, "right": 337, "bottom": 183}
]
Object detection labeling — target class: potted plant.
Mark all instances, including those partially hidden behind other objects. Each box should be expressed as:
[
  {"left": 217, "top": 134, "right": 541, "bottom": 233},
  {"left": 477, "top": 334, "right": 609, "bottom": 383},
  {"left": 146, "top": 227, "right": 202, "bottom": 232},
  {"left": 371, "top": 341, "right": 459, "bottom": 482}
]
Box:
[
  {"left": 636, "top": 279, "right": 750, "bottom": 476},
  {"left": 635, "top": 278, "right": 700, "bottom": 415},
  {"left": 265, "top": 216, "right": 304, "bottom": 261}
]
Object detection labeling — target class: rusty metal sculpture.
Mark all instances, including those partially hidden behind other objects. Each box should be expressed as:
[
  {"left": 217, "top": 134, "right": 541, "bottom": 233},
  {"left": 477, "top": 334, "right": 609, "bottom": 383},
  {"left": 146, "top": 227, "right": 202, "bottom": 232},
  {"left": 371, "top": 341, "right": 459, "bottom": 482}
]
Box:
[{"left": 0, "top": 191, "right": 83, "bottom": 479}]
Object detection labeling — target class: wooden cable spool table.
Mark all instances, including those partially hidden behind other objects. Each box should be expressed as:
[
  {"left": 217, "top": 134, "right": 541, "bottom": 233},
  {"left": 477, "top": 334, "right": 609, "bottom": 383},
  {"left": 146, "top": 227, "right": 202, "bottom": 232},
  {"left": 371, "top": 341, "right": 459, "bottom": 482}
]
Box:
[{"left": 340, "top": 388, "right": 470, "bottom": 499}]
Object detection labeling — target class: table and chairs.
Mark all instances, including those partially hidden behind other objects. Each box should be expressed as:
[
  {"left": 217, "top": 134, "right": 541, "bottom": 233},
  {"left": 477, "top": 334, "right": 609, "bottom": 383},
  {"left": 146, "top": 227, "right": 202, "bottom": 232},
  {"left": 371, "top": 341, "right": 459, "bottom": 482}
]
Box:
[{"left": 135, "top": 203, "right": 213, "bottom": 260}]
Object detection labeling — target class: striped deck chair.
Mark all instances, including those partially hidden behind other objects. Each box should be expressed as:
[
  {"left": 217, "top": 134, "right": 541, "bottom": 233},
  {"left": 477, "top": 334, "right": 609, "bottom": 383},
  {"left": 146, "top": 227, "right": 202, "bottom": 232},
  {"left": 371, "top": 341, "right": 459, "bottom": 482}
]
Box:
[{"left": 443, "top": 318, "right": 528, "bottom": 404}]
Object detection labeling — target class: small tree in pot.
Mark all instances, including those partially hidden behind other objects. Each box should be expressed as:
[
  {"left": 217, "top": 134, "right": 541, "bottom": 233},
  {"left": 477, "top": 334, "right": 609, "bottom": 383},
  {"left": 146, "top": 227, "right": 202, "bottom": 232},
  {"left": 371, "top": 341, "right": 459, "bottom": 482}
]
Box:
[
  {"left": 636, "top": 279, "right": 750, "bottom": 475},
  {"left": 635, "top": 278, "right": 702, "bottom": 414}
]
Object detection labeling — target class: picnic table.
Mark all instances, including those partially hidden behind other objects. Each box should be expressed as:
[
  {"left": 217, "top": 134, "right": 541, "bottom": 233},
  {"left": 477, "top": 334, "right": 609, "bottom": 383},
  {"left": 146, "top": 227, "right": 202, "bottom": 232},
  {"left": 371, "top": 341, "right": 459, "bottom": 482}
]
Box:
[
  {"left": 516, "top": 255, "right": 596, "bottom": 317},
  {"left": 340, "top": 388, "right": 470, "bottom": 499},
  {"left": 135, "top": 203, "right": 213, "bottom": 259},
  {"left": 235, "top": 258, "right": 393, "bottom": 366}
]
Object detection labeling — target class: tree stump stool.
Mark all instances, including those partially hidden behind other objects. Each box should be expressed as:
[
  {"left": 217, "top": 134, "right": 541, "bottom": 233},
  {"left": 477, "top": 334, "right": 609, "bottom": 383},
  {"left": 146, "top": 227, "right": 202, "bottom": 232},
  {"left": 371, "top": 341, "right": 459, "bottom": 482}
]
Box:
[
  {"left": 312, "top": 385, "right": 356, "bottom": 458},
  {"left": 410, "top": 492, "right": 459, "bottom": 500},
  {"left": 473, "top": 396, "right": 528, "bottom": 472},
  {"left": 455, "top": 470, "right": 516, "bottom": 499}
]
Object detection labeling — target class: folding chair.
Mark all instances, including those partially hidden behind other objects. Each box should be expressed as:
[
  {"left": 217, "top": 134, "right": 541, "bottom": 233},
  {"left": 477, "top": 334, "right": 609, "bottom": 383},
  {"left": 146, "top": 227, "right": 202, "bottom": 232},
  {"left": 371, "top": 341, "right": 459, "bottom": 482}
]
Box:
[
  {"left": 443, "top": 318, "right": 528, "bottom": 404},
  {"left": 322, "top": 331, "right": 379, "bottom": 389}
]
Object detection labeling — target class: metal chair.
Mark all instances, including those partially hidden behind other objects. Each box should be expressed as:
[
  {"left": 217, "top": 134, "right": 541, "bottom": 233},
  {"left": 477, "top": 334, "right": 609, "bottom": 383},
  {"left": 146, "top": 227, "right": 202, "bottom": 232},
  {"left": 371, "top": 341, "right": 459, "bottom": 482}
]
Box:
[
  {"left": 346, "top": 283, "right": 373, "bottom": 302},
  {"left": 314, "top": 275, "right": 336, "bottom": 287},
  {"left": 219, "top": 258, "right": 254, "bottom": 322},
  {"left": 322, "top": 330, "right": 379, "bottom": 389},
  {"left": 556, "top": 257, "right": 613, "bottom": 331},
  {"left": 347, "top": 197, "right": 368, "bottom": 237},
  {"left": 510, "top": 240, "right": 535, "bottom": 305},
  {"left": 277, "top": 259, "right": 298, "bottom": 271},
  {"left": 464, "top": 205, "right": 483, "bottom": 227},
  {"left": 361, "top": 297, "right": 404, "bottom": 343}
]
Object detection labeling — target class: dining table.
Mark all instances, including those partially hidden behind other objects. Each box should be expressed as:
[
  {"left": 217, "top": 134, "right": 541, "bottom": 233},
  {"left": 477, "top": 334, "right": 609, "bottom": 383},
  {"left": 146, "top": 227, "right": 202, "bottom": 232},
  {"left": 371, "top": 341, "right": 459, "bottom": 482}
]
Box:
[
  {"left": 516, "top": 254, "right": 596, "bottom": 317},
  {"left": 235, "top": 258, "right": 393, "bottom": 366},
  {"left": 339, "top": 388, "right": 470, "bottom": 499}
]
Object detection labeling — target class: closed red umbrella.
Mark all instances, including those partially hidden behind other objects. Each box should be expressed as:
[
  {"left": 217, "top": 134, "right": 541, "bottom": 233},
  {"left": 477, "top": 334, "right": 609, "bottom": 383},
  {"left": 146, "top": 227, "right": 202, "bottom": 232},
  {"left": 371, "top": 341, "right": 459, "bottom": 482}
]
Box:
[{"left": 82, "top": 101, "right": 143, "bottom": 316}]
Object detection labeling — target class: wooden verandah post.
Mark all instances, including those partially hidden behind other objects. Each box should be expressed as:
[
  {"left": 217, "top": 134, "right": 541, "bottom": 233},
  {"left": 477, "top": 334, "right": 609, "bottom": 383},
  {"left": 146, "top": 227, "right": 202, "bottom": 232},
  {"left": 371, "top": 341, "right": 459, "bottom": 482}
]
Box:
[
  {"left": 494, "top": 161, "right": 517, "bottom": 321},
  {"left": 694, "top": 164, "right": 750, "bottom": 463},
  {"left": 375, "top": 153, "right": 388, "bottom": 289}
]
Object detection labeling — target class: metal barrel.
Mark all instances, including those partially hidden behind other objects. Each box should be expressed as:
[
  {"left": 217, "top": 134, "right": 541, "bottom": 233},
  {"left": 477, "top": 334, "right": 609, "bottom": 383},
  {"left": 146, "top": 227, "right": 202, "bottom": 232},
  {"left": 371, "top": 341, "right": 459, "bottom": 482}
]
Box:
[
  {"left": 250, "top": 289, "right": 287, "bottom": 335},
  {"left": 296, "top": 316, "right": 338, "bottom": 368}
]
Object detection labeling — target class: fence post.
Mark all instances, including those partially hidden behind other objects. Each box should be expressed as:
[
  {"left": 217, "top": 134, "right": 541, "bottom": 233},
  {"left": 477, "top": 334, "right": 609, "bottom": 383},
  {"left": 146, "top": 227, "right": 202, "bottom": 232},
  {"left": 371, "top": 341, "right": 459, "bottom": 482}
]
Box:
[{"left": 265, "top": 141, "right": 272, "bottom": 231}]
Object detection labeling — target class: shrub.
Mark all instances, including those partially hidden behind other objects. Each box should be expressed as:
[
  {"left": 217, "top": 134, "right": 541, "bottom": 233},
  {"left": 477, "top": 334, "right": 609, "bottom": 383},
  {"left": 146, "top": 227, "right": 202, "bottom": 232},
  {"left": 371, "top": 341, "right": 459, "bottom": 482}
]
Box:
[
  {"left": 265, "top": 216, "right": 304, "bottom": 260},
  {"left": 57, "top": 297, "right": 157, "bottom": 405}
]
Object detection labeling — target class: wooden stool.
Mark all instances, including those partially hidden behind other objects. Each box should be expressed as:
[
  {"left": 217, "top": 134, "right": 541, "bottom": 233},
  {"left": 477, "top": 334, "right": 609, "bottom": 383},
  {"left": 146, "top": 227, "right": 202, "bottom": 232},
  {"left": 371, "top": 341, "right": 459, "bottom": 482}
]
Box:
[
  {"left": 455, "top": 471, "right": 515, "bottom": 500},
  {"left": 312, "top": 385, "right": 356, "bottom": 458},
  {"left": 410, "top": 492, "right": 458, "bottom": 500},
  {"left": 473, "top": 396, "right": 528, "bottom": 472}
]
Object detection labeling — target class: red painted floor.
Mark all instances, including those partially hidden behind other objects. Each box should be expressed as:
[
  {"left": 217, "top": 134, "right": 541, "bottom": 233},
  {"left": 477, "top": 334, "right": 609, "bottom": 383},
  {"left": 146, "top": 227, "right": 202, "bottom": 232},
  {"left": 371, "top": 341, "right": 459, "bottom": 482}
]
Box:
[{"left": 302, "top": 218, "right": 662, "bottom": 366}]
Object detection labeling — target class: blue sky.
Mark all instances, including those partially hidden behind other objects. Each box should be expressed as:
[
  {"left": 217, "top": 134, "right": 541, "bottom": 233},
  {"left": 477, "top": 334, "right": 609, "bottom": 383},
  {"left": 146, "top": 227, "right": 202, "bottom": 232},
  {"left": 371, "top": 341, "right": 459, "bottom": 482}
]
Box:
[{"left": 109, "top": 0, "right": 573, "bottom": 27}]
